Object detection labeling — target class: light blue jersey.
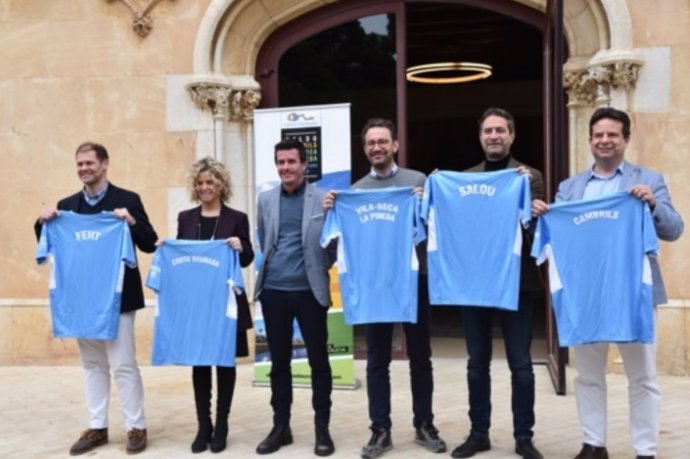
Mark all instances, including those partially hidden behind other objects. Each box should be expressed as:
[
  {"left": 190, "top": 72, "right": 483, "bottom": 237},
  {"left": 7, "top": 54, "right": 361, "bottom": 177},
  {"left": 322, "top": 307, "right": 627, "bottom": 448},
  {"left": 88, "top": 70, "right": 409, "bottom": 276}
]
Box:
[
  {"left": 147, "top": 240, "right": 245, "bottom": 366},
  {"left": 531, "top": 192, "right": 658, "bottom": 346},
  {"left": 35, "top": 211, "right": 136, "bottom": 339},
  {"left": 421, "top": 169, "right": 531, "bottom": 310},
  {"left": 321, "top": 187, "right": 426, "bottom": 324}
]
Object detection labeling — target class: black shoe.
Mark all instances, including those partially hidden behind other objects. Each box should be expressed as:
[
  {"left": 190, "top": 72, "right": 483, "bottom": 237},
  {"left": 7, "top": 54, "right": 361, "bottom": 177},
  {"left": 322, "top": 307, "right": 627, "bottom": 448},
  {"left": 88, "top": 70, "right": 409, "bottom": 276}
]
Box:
[
  {"left": 635, "top": 456, "right": 654, "bottom": 459},
  {"left": 361, "top": 427, "right": 392, "bottom": 459},
  {"left": 515, "top": 439, "right": 544, "bottom": 459},
  {"left": 414, "top": 422, "right": 447, "bottom": 453},
  {"left": 256, "top": 425, "right": 293, "bottom": 455},
  {"left": 191, "top": 422, "right": 213, "bottom": 453},
  {"left": 574, "top": 443, "right": 609, "bottom": 459},
  {"left": 451, "top": 433, "right": 491, "bottom": 458},
  {"left": 315, "top": 424, "right": 335, "bottom": 456}
]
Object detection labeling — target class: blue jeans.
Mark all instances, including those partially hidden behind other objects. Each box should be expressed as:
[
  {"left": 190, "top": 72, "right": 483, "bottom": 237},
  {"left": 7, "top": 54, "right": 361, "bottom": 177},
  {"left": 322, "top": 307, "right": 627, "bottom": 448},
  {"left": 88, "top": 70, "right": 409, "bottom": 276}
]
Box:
[
  {"left": 462, "top": 292, "right": 536, "bottom": 440},
  {"left": 366, "top": 275, "right": 434, "bottom": 429}
]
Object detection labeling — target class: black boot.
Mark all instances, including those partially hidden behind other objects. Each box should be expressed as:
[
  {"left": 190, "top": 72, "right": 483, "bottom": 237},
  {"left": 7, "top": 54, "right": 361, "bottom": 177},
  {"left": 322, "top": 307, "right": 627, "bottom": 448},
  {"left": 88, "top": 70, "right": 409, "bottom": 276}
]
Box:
[
  {"left": 191, "top": 366, "right": 213, "bottom": 453},
  {"left": 210, "top": 366, "right": 236, "bottom": 453}
]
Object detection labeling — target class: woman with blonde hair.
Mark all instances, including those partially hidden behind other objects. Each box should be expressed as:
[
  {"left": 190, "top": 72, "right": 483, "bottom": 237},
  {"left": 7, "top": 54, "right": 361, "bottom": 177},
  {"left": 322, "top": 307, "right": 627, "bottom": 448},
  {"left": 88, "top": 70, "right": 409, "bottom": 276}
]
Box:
[{"left": 176, "top": 157, "right": 254, "bottom": 453}]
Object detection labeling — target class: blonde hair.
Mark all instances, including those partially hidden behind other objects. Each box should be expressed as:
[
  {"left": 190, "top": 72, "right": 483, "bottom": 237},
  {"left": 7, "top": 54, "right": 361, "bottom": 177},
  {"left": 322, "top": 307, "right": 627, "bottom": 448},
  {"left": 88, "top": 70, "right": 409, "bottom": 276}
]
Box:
[{"left": 188, "top": 156, "right": 233, "bottom": 203}]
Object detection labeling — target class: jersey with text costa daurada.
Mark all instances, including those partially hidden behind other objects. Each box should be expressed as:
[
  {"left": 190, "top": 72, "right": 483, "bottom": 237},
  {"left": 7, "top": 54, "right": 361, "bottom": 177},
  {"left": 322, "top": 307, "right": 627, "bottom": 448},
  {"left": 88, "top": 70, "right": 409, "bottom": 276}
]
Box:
[
  {"left": 321, "top": 187, "right": 425, "bottom": 324},
  {"left": 35, "top": 211, "right": 136, "bottom": 339},
  {"left": 146, "top": 240, "right": 244, "bottom": 366},
  {"left": 531, "top": 192, "right": 658, "bottom": 346},
  {"left": 421, "top": 169, "right": 531, "bottom": 310}
]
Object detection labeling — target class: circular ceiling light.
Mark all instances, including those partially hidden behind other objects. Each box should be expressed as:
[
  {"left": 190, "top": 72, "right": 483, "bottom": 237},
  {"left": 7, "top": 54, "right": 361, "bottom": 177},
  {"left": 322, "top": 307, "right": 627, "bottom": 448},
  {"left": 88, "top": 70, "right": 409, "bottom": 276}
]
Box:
[{"left": 406, "top": 62, "right": 493, "bottom": 84}]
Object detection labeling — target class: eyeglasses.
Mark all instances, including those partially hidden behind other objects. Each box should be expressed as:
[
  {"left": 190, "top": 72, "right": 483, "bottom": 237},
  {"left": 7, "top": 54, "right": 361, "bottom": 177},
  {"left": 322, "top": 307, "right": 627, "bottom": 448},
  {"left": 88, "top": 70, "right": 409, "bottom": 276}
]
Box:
[{"left": 365, "top": 139, "right": 392, "bottom": 148}]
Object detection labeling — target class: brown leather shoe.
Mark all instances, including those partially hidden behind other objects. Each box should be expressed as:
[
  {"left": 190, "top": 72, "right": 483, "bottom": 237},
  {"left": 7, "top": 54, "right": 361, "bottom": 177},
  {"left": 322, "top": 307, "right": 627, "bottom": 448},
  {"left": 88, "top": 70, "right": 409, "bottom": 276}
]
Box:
[
  {"left": 574, "top": 443, "right": 609, "bottom": 459},
  {"left": 69, "top": 428, "right": 108, "bottom": 455},
  {"left": 126, "top": 428, "right": 147, "bottom": 454}
]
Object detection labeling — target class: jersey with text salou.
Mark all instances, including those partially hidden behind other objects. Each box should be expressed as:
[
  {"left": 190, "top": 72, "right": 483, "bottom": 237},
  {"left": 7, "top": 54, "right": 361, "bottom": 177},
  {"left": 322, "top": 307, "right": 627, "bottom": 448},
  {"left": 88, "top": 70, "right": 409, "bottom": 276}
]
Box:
[
  {"left": 421, "top": 169, "right": 531, "bottom": 310},
  {"left": 321, "top": 187, "right": 426, "bottom": 324},
  {"left": 531, "top": 192, "right": 658, "bottom": 346},
  {"left": 147, "top": 240, "right": 245, "bottom": 366},
  {"left": 35, "top": 211, "right": 136, "bottom": 339}
]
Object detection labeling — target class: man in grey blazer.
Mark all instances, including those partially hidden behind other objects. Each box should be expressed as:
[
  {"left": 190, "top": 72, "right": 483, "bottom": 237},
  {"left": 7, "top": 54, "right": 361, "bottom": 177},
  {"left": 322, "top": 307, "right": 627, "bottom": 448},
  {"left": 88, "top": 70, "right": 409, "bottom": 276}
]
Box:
[
  {"left": 532, "top": 108, "right": 683, "bottom": 459},
  {"left": 254, "top": 139, "right": 336, "bottom": 457}
]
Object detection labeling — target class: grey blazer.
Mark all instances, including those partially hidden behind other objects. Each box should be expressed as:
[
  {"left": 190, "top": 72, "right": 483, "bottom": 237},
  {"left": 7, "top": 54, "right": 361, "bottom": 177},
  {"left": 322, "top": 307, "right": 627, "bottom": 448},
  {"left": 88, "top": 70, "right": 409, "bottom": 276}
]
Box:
[
  {"left": 254, "top": 182, "right": 336, "bottom": 306},
  {"left": 555, "top": 160, "right": 684, "bottom": 305}
]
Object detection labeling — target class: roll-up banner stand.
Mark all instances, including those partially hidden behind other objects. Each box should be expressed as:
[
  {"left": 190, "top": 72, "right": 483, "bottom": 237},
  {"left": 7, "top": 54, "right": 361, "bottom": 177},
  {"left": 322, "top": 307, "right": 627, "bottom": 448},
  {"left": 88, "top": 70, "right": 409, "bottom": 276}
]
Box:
[{"left": 253, "top": 103, "right": 357, "bottom": 389}]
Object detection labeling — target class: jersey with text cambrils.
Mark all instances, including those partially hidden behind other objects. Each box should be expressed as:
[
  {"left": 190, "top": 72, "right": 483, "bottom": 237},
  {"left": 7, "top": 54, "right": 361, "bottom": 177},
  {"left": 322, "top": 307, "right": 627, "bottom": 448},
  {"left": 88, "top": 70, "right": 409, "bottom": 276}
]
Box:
[
  {"left": 531, "top": 192, "right": 658, "bottom": 346},
  {"left": 421, "top": 169, "right": 531, "bottom": 310},
  {"left": 35, "top": 211, "right": 136, "bottom": 339},
  {"left": 321, "top": 187, "right": 426, "bottom": 324},
  {"left": 146, "top": 240, "right": 244, "bottom": 366}
]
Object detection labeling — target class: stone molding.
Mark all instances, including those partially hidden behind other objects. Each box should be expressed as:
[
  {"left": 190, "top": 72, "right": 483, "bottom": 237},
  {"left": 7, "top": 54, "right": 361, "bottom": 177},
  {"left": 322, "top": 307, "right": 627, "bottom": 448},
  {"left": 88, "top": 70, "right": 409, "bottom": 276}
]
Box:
[
  {"left": 564, "top": 50, "right": 643, "bottom": 108},
  {"left": 104, "top": 0, "right": 170, "bottom": 38},
  {"left": 186, "top": 75, "right": 262, "bottom": 121}
]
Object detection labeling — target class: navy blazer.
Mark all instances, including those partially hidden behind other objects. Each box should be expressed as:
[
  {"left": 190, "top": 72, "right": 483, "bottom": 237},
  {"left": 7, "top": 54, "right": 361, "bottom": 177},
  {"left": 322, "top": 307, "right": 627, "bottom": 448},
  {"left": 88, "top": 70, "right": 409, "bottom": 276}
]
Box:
[
  {"left": 177, "top": 204, "right": 254, "bottom": 331},
  {"left": 556, "top": 160, "right": 684, "bottom": 305},
  {"left": 34, "top": 183, "right": 158, "bottom": 313},
  {"left": 255, "top": 182, "right": 336, "bottom": 307}
]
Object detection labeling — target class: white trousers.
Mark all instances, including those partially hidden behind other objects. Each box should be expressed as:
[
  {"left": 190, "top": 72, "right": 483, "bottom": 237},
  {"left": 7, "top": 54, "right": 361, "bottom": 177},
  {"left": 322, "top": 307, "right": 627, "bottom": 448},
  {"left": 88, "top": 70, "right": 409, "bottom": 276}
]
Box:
[
  {"left": 573, "top": 339, "right": 659, "bottom": 456},
  {"left": 78, "top": 311, "right": 146, "bottom": 431}
]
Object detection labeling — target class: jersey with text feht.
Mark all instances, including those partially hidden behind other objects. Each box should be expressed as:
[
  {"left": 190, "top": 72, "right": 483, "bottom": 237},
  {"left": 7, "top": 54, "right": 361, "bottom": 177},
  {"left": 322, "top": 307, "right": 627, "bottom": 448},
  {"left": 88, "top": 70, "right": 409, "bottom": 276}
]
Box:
[
  {"left": 147, "top": 240, "right": 244, "bottom": 366},
  {"left": 321, "top": 187, "right": 425, "bottom": 324},
  {"left": 421, "top": 169, "right": 531, "bottom": 310},
  {"left": 35, "top": 211, "right": 136, "bottom": 339},
  {"left": 531, "top": 192, "right": 658, "bottom": 346}
]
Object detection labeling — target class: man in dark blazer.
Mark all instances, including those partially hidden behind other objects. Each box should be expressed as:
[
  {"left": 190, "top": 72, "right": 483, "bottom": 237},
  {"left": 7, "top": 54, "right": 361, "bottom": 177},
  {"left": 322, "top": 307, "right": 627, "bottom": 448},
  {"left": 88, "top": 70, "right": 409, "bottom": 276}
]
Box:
[
  {"left": 254, "top": 139, "right": 336, "bottom": 457},
  {"left": 532, "top": 108, "right": 683, "bottom": 459},
  {"left": 35, "top": 142, "right": 157, "bottom": 456},
  {"left": 452, "top": 108, "right": 544, "bottom": 459}
]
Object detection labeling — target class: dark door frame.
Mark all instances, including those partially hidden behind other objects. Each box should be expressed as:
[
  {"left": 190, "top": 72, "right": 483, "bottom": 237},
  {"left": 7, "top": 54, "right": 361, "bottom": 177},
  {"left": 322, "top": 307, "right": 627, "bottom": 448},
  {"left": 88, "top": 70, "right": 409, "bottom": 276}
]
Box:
[{"left": 543, "top": 0, "right": 568, "bottom": 395}]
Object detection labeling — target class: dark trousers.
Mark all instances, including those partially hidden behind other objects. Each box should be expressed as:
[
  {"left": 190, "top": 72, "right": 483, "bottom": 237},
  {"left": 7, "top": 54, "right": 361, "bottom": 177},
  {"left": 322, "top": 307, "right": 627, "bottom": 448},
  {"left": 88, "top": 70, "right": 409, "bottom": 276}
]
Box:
[
  {"left": 259, "top": 289, "right": 332, "bottom": 427},
  {"left": 366, "top": 275, "right": 434, "bottom": 429},
  {"left": 462, "top": 292, "right": 536, "bottom": 440}
]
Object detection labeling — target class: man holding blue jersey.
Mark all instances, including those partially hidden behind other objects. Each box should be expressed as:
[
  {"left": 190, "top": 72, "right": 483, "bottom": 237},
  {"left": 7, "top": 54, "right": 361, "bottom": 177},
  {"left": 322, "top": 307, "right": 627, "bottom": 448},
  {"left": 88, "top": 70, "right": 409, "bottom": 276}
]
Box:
[
  {"left": 325, "top": 118, "right": 447, "bottom": 459},
  {"left": 451, "top": 108, "right": 544, "bottom": 459},
  {"left": 35, "top": 142, "right": 158, "bottom": 455},
  {"left": 532, "top": 107, "right": 683, "bottom": 459}
]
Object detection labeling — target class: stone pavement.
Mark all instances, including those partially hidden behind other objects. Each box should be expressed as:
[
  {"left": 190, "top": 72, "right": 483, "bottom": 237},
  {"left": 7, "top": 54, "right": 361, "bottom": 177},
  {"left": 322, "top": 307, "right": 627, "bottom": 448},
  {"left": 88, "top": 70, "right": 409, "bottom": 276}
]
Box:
[{"left": 1, "top": 358, "right": 689, "bottom": 459}]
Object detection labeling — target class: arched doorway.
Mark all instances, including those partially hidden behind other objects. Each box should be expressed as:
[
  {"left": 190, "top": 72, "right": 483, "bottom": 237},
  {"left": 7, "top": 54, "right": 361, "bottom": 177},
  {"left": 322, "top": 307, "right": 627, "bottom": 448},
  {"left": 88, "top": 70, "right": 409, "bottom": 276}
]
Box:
[{"left": 256, "top": 1, "right": 545, "bottom": 180}]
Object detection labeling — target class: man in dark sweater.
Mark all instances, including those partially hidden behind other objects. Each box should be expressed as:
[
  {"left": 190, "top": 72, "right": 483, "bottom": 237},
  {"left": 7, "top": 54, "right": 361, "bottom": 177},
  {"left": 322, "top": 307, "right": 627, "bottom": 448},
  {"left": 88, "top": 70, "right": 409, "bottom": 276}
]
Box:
[
  {"left": 325, "top": 118, "right": 446, "bottom": 459},
  {"left": 35, "top": 142, "right": 157, "bottom": 455},
  {"left": 451, "top": 108, "right": 544, "bottom": 459}
]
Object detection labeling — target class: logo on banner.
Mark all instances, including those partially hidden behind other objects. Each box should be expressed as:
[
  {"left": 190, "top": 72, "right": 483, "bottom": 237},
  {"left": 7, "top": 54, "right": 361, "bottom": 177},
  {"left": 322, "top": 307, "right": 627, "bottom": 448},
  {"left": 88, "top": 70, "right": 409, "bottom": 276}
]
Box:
[{"left": 282, "top": 111, "right": 321, "bottom": 127}]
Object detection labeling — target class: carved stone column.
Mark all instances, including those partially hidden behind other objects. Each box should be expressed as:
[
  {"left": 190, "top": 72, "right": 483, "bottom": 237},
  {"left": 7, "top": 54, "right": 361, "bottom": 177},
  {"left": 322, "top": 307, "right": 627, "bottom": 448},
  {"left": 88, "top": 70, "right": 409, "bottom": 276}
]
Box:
[
  {"left": 186, "top": 75, "right": 261, "bottom": 161},
  {"left": 563, "top": 51, "right": 643, "bottom": 108},
  {"left": 186, "top": 75, "right": 261, "bottom": 121}
]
